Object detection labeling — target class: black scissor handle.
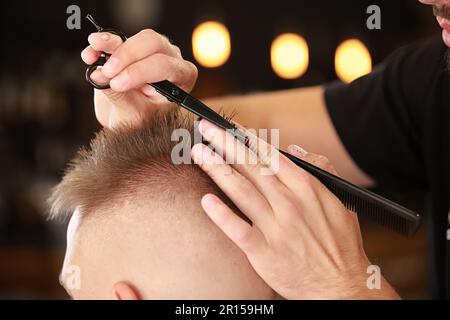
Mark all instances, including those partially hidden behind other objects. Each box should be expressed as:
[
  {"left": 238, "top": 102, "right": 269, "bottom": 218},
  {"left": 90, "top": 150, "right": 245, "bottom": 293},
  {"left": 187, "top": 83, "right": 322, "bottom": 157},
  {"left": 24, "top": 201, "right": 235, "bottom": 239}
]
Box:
[{"left": 85, "top": 15, "right": 127, "bottom": 89}]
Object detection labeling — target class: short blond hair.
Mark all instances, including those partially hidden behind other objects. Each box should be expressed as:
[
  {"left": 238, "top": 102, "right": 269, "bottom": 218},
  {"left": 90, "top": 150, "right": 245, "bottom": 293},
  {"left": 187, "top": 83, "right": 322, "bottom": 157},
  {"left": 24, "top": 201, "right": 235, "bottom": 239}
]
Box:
[{"left": 48, "top": 109, "right": 242, "bottom": 221}]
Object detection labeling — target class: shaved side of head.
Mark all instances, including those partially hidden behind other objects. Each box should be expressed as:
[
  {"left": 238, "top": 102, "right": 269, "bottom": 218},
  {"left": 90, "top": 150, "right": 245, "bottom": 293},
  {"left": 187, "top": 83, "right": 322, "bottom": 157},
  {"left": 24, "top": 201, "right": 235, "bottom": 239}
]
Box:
[{"left": 49, "top": 110, "right": 274, "bottom": 299}]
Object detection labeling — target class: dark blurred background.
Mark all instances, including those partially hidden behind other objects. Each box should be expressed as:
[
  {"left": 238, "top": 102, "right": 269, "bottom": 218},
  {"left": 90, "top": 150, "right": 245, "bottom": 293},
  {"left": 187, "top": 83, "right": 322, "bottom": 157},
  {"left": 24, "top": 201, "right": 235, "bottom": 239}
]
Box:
[{"left": 0, "top": 0, "right": 441, "bottom": 299}]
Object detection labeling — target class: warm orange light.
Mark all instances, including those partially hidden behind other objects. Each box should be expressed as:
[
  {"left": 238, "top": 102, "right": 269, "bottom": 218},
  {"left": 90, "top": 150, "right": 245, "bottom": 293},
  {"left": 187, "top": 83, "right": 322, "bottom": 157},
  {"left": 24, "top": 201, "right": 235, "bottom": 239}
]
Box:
[
  {"left": 271, "top": 33, "right": 309, "bottom": 79},
  {"left": 192, "top": 21, "right": 231, "bottom": 68},
  {"left": 335, "top": 39, "right": 372, "bottom": 83}
]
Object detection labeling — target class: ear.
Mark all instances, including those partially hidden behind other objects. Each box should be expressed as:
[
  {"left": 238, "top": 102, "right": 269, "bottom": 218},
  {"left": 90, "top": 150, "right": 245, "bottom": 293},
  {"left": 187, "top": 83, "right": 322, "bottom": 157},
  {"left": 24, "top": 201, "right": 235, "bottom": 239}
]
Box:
[{"left": 113, "top": 282, "right": 140, "bottom": 300}]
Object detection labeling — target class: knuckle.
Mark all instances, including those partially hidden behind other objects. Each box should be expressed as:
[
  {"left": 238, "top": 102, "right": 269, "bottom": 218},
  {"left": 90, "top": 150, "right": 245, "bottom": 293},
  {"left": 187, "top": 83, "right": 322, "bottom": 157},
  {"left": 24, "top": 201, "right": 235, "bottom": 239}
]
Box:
[
  {"left": 235, "top": 228, "right": 254, "bottom": 248},
  {"left": 172, "top": 44, "right": 182, "bottom": 56},
  {"left": 140, "top": 28, "right": 158, "bottom": 40},
  {"left": 186, "top": 60, "right": 198, "bottom": 78},
  {"left": 203, "top": 157, "right": 228, "bottom": 180},
  {"left": 141, "top": 29, "right": 168, "bottom": 50},
  {"left": 312, "top": 154, "right": 329, "bottom": 167},
  {"left": 159, "top": 33, "right": 172, "bottom": 44},
  {"left": 212, "top": 131, "right": 227, "bottom": 150},
  {"left": 111, "top": 33, "right": 124, "bottom": 46},
  {"left": 120, "top": 68, "right": 131, "bottom": 79},
  {"left": 315, "top": 155, "right": 337, "bottom": 174},
  {"left": 266, "top": 148, "right": 281, "bottom": 170},
  {"left": 247, "top": 161, "right": 264, "bottom": 176},
  {"left": 317, "top": 155, "right": 331, "bottom": 167},
  {"left": 238, "top": 179, "right": 256, "bottom": 197},
  {"left": 197, "top": 157, "right": 213, "bottom": 174},
  {"left": 281, "top": 200, "right": 300, "bottom": 216},
  {"left": 295, "top": 172, "right": 318, "bottom": 197},
  {"left": 317, "top": 154, "right": 330, "bottom": 163},
  {"left": 173, "top": 58, "right": 187, "bottom": 79}
]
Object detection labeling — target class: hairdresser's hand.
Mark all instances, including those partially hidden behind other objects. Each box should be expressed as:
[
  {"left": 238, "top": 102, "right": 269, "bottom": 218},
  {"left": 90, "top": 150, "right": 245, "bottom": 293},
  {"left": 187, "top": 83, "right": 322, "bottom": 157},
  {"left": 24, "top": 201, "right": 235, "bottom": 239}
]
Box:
[
  {"left": 81, "top": 29, "right": 198, "bottom": 128},
  {"left": 191, "top": 120, "right": 400, "bottom": 299}
]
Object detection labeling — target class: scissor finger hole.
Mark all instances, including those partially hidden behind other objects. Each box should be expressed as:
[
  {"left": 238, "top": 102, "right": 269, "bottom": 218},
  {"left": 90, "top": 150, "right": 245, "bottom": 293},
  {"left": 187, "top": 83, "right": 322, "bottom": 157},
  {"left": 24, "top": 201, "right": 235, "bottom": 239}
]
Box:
[{"left": 86, "top": 61, "right": 112, "bottom": 90}]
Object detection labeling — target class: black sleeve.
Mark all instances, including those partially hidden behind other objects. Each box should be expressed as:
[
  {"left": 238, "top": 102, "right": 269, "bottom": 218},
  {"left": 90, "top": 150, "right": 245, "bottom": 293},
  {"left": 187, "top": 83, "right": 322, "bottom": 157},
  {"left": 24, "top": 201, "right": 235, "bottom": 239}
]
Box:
[{"left": 324, "top": 38, "right": 448, "bottom": 191}]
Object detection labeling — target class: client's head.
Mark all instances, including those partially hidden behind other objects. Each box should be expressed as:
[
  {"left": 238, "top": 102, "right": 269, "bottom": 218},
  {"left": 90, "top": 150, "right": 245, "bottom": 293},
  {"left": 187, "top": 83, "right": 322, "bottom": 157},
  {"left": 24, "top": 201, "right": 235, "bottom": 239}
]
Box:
[{"left": 48, "top": 110, "right": 275, "bottom": 300}]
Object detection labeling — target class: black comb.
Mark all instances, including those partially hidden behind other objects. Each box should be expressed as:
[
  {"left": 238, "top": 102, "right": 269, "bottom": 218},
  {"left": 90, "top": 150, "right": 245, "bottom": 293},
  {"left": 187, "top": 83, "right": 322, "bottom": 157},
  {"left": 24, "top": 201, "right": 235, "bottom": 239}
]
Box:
[
  {"left": 279, "top": 151, "right": 420, "bottom": 236},
  {"left": 84, "top": 16, "right": 421, "bottom": 237},
  {"left": 150, "top": 81, "right": 421, "bottom": 237}
]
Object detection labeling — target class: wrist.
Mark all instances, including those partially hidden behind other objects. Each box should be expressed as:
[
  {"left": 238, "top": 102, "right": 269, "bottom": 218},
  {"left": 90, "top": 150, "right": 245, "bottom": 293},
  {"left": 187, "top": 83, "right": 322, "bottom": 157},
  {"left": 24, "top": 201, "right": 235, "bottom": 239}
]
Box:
[
  {"left": 334, "top": 264, "right": 401, "bottom": 300},
  {"left": 299, "top": 259, "right": 401, "bottom": 300}
]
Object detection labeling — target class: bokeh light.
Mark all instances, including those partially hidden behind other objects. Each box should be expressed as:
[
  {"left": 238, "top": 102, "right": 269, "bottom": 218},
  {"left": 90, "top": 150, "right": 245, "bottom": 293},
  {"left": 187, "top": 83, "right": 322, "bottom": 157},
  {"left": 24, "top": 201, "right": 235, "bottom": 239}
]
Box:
[
  {"left": 335, "top": 39, "right": 372, "bottom": 83},
  {"left": 192, "top": 21, "right": 231, "bottom": 68},
  {"left": 270, "top": 33, "right": 309, "bottom": 79}
]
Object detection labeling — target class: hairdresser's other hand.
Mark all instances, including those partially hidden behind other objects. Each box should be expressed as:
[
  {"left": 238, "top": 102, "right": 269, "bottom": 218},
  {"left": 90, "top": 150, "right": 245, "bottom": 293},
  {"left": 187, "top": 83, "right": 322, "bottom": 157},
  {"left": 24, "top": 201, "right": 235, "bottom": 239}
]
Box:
[
  {"left": 81, "top": 30, "right": 198, "bottom": 128},
  {"left": 191, "top": 121, "right": 400, "bottom": 299}
]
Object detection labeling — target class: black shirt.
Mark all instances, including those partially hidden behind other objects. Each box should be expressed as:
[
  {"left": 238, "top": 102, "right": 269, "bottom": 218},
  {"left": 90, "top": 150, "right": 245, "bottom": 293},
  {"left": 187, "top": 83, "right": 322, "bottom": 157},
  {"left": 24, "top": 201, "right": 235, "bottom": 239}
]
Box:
[{"left": 324, "top": 38, "right": 450, "bottom": 299}]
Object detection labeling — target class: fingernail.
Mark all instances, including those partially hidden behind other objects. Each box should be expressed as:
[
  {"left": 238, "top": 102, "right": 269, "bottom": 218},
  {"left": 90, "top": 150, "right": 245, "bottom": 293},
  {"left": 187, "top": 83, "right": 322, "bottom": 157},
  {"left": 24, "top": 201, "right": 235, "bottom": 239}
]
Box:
[
  {"left": 289, "top": 144, "right": 308, "bottom": 157},
  {"left": 103, "top": 57, "right": 120, "bottom": 75},
  {"left": 199, "top": 120, "right": 217, "bottom": 140},
  {"left": 202, "top": 194, "right": 218, "bottom": 210},
  {"left": 110, "top": 72, "right": 129, "bottom": 90},
  {"left": 89, "top": 32, "right": 109, "bottom": 43}
]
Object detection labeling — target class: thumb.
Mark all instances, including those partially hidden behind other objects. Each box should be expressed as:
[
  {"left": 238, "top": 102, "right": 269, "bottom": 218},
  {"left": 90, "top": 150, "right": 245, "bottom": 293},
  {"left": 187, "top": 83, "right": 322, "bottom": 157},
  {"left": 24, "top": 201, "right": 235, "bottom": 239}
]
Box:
[
  {"left": 93, "top": 88, "right": 143, "bottom": 129},
  {"left": 287, "top": 144, "right": 339, "bottom": 176}
]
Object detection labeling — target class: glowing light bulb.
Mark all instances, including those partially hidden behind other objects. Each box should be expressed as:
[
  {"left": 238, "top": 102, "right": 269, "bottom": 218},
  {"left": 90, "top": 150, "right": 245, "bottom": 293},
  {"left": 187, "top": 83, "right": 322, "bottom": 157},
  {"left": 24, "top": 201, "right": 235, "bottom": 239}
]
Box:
[
  {"left": 271, "top": 33, "right": 309, "bottom": 79},
  {"left": 192, "top": 21, "right": 231, "bottom": 68},
  {"left": 335, "top": 39, "right": 372, "bottom": 83}
]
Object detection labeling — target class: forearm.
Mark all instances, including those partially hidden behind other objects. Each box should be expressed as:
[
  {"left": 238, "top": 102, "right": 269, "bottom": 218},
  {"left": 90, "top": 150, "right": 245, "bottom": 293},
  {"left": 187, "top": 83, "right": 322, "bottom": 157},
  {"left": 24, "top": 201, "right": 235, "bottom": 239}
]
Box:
[
  {"left": 204, "top": 86, "right": 374, "bottom": 186},
  {"left": 205, "top": 87, "right": 323, "bottom": 147}
]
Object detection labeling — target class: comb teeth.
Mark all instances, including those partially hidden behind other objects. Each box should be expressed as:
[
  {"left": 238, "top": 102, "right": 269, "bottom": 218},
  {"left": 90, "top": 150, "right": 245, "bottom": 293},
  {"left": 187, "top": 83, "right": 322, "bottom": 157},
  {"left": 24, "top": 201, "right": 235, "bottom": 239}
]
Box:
[
  {"left": 280, "top": 151, "right": 421, "bottom": 237},
  {"left": 322, "top": 178, "right": 418, "bottom": 236}
]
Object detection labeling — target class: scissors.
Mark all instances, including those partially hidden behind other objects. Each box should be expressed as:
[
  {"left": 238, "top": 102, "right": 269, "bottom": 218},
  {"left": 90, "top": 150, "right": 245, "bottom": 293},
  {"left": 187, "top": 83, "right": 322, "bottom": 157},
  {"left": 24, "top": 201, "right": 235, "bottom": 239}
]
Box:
[
  {"left": 84, "top": 14, "right": 421, "bottom": 237},
  {"left": 85, "top": 14, "right": 248, "bottom": 145}
]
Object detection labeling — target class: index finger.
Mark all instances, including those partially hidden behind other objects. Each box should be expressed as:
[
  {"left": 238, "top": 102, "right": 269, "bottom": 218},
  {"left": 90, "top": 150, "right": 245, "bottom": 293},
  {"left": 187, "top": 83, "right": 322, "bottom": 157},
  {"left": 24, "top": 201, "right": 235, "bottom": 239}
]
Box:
[
  {"left": 191, "top": 143, "right": 274, "bottom": 228},
  {"left": 204, "top": 120, "right": 321, "bottom": 198},
  {"left": 101, "top": 29, "right": 180, "bottom": 79}
]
